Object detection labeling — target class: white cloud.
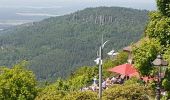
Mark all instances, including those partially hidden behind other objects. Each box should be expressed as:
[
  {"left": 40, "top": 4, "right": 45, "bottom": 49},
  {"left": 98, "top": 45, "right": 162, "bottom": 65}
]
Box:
[{"left": 16, "top": 12, "right": 59, "bottom": 17}]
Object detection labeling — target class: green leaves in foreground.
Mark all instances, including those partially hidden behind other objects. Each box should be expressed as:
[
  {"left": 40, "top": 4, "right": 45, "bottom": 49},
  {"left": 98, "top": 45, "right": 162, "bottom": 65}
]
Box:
[{"left": 0, "top": 61, "right": 37, "bottom": 100}]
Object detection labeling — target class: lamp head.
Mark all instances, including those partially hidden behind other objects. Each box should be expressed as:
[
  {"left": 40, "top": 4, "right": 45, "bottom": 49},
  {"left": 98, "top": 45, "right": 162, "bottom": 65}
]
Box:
[{"left": 152, "top": 55, "right": 168, "bottom": 66}]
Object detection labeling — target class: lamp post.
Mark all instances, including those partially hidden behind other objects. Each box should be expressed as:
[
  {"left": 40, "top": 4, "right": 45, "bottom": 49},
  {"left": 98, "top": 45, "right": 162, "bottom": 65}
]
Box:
[
  {"left": 94, "top": 35, "right": 109, "bottom": 100},
  {"left": 98, "top": 46, "right": 102, "bottom": 100},
  {"left": 152, "top": 55, "right": 168, "bottom": 100}
]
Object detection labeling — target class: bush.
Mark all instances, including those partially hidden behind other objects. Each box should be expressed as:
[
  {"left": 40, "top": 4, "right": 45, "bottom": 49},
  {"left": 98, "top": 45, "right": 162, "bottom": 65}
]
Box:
[
  {"left": 63, "top": 91, "right": 98, "bottom": 100},
  {"left": 67, "top": 66, "right": 98, "bottom": 90},
  {"left": 0, "top": 62, "right": 37, "bottom": 100},
  {"left": 35, "top": 84, "right": 66, "bottom": 100},
  {"left": 102, "top": 84, "right": 155, "bottom": 100},
  {"left": 124, "top": 77, "right": 144, "bottom": 85}
]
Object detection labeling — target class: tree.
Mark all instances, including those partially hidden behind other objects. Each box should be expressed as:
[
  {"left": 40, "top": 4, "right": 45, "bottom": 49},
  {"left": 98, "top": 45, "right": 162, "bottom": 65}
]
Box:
[
  {"left": 145, "top": 11, "right": 170, "bottom": 46},
  {"left": 162, "top": 47, "right": 170, "bottom": 98},
  {"left": 133, "top": 0, "right": 170, "bottom": 99},
  {"left": 132, "top": 38, "right": 161, "bottom": 75},
  {"left": 0, "top": 61, "right": 37, "bottom": 100},
  {"left": 145, "top": 0, "right": 170, "bottom": 47},
  {"left": 157, "top": 0, "right": 170, "bottom": 17}
]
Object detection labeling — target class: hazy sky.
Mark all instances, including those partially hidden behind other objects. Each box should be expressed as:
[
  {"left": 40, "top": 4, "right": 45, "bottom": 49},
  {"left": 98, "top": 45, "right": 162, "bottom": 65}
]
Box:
[{"left": 0, "top": 0, "right": 156, "bottom": 10}]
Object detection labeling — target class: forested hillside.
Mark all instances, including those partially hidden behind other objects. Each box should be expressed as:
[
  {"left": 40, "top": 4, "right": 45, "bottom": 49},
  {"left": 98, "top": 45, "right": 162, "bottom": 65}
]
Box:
[{"left": 0, "top": 7, "right": 148, "bottom": 81}]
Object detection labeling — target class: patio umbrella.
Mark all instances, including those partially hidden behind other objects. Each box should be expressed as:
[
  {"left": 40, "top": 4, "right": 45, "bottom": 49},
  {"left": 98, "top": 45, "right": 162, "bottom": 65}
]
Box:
[{"left": 108, "top": 63, "right": 138, "bottom": 76}]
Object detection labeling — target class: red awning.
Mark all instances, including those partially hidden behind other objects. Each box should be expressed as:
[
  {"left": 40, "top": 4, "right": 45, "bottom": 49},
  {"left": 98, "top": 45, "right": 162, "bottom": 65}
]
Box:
[{"left": 108, "top": 63, "right": 139, "bottom": 76}]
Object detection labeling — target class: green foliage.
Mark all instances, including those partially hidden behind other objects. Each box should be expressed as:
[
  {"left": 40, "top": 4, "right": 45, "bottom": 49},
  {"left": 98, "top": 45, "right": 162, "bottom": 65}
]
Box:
[
  {"left": 70, "top": 66, "right": 98, "bottom": 78},
  {"left": 102, "top": 59, "right": 115, "bottom": 78},
  {"left": 164, "top": 46, "right": 170, "bottom": 61},
  {"left": 67, "top": 66, "right": 98, "bottom": 90},
  {"left": 145, "top": 11, "right": 170, "bottom": 46},
  {"left": 37, "top": 78, "right": 155, "bottom": 100},
  {"left": 67, "top": 75, "right": 91, "bottom": 91},
  {"left": 63, "top": 91, "right": 98, "bottom": 100},
  {"left": 35, "top": 66, "right": 98, "bottom": 99},
  {"left": 124, "top": 77, "right": 144, "bottom": 85},
  {"left": 0, "top": 62, "right": 37, "bottom": 100},
  {"left": 133, "top": 1, "right": 170, "bottom": 99},
  {"left": 0, "top": 7, "right": 148, "bottom": 81},
  {"left": 157, "top": 0, "right": 170, "bottom": 16},
  {"left": 102, "top": 84, "right": 155, "bottom": 100},
  {"left": 163, "top": 48, "right": 170, "bottom": 95},
  {"left": 162, "top": 78, "right": 170, "bottom": 91},
  {"left": 35, "top": 83, "right": 66, "bottom": 100},
  {"left": 132, "top": 38, "right": 162, "bottom": 75},
  {"left": 55, "top": 79, "right": 69, "bottom": 91}
]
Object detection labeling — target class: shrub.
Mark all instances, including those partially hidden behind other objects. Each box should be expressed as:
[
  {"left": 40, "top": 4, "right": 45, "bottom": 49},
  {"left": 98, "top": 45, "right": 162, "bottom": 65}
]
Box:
[
  {"left": 35, "top": 84, "right": 66, "bottom": 100},
  {"left": 102, "top": 84, "right": 155, "bottom": 100},
  {"left": 0, "top": 62, "right": 37, "bottom": 100},
  {"left": 63, "top": 91, "right": 98, "bottom": 100}
]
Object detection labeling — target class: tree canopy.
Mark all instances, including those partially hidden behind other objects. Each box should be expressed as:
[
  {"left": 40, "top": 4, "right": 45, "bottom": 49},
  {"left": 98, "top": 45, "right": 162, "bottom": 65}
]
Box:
[
  {"left": 157, "top": 0, "right": 170, "bottom": 17},
  {"left": 132, "top": 38, "right": 162, "bottom": 75},
  {"left": 132, "top": 0, "right": 170, "bottom": 98},
  {"left": 0, "top": 61, "right": 37, "bottom": 100}
]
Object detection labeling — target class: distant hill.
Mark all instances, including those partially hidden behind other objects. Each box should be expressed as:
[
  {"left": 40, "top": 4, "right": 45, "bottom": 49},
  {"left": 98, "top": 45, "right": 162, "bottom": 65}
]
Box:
[{"left": 0, "top": 7, "right": 148, "bottom": 81}]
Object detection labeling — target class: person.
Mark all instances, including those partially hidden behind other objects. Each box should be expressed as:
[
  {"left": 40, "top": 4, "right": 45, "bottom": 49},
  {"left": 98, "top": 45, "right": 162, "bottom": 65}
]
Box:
[
  {"left": 81, "top": 86, "right": 89, "bottom": 91},
  {"left": 102, "top": 79, "right": 106, "bottom": 89},
  {"left": 117, "top": 77, "right": 124, "bottom": 84},
  {"left": 106, "top": 78, "right": 111, "bottom": 86},
  {"left": 93, "top": 76, "right": 98, "bottom": 85},
  {"left": 91, "top": 85, "right": 96, "bottom": 91},
  {"left": 111, "top": 76, "right": 117, "bottom": 84}
]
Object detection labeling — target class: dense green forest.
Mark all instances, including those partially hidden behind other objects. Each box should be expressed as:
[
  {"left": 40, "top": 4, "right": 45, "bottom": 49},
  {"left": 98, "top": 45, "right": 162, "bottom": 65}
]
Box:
[{"left": 0, "top": 7, "right": 148, "bottom": 81}]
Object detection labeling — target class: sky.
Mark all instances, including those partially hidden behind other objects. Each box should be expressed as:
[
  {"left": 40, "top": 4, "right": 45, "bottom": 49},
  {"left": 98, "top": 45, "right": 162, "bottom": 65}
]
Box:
[
  {"left": 0, "top": 0, "right": 156, "bottom": 10},
  {"left": 0, "top": 0, "right": 157, "bottom": 29}
]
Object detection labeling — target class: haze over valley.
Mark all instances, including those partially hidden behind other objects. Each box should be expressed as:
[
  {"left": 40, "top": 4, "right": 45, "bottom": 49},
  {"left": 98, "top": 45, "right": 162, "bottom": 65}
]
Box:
[{"left": 0, "top": 0, "right": 156, "bottom": 30}]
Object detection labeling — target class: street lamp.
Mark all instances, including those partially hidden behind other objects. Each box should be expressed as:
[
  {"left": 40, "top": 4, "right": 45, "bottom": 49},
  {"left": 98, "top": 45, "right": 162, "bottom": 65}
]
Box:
[
  {"left": 99, "top": 40, "right": 109, "bottom": 100},
  {"left": 94, "top": 36, "right": 109, "bottom": 100},
  {"left": 152, "top": 55, "right": 168, "bottom": 100}
]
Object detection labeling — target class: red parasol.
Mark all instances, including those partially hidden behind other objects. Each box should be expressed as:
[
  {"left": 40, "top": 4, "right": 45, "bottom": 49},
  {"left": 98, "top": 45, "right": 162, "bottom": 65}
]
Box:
[{"left": 108, "top": 63, "right": 138, "bottom": 76}]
